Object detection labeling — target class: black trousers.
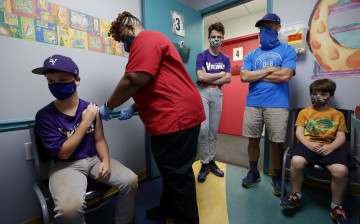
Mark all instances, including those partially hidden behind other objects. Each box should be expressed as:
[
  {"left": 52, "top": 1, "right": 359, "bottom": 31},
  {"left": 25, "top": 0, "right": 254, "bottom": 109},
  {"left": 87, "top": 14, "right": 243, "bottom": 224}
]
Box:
[{"left": 150, "top": 124, "right": 200, "bottom": 224}]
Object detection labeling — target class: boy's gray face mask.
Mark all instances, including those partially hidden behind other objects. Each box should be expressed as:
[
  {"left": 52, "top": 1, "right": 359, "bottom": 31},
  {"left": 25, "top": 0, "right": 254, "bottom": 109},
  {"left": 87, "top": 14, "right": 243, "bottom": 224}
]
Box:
[{"left": 209, "top": 37, "right": 223, "bottom": 48}]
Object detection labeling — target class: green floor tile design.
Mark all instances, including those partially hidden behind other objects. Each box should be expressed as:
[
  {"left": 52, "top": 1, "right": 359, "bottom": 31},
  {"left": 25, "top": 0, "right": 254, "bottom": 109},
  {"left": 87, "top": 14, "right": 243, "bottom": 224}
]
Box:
[{"left": 226, "top": 164, "right": 360, "bottom": 224}]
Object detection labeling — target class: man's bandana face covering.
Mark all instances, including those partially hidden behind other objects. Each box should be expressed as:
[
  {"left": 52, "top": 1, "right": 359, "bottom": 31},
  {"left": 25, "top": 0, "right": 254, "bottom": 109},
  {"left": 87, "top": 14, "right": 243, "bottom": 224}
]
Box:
[
  {"left": 209, "top": 37, "right": 223, "bottom": 48},
  {"left": 259, "top": 27, "right": 280, "bottom": 50},
  {"left": 311, "top": 95, "right": 329, "bottom": 107},
  {"left": 123, "top": 35, "right": 135, "bottom": 53},
  {"left": 49, "top": 81, "right": 76, "bottom": 101}
]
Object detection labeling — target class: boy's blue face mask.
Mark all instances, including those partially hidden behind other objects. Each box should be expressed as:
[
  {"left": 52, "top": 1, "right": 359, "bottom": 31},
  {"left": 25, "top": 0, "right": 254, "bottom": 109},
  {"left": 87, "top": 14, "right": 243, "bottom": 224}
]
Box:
[{"left": 49, "top": 81, "right": 76, "bottom": 101}]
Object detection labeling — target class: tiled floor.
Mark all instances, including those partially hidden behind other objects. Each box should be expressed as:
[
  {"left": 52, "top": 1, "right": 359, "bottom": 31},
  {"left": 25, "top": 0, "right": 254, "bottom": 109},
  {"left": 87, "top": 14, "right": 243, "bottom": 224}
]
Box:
[{"left": 86, "top": 162, "right": 360, "bottom": 224}]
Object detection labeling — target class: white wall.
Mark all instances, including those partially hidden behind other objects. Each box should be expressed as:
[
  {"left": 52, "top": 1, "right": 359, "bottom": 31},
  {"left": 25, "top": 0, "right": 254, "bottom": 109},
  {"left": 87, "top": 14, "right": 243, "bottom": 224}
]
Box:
[
  {"left": 203, "top": 10, "right": 266, "bottom": 50},
  {"left": 0, "top": 1, "right": 143, "bottom": 223}
]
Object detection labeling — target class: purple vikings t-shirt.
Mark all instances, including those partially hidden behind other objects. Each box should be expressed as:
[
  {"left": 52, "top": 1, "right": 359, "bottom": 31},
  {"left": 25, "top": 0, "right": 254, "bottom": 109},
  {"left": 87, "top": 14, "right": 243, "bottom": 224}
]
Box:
[
  {"left": 35, "top": 99, "right": 97, "bottom": 161},
  {"left": 196, "top": 49, "right": 231, "bottom": 78}
]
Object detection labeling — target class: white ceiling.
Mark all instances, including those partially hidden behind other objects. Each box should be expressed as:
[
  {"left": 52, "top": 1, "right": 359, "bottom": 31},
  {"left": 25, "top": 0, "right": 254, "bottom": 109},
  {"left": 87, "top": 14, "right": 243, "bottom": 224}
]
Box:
[
  {"left": 177, "top": 0, "right": 267, "bottom": 27},
  {"left": 203, "top": 0, "right": 267, "bottom": 27}
]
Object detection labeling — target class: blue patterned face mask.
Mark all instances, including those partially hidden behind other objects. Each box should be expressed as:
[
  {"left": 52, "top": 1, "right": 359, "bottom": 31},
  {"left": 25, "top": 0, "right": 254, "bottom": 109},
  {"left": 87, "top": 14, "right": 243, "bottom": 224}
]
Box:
[
  {"left": 49, "top": 81, "right": 76, "bottom": 100},
  {"left": 209, "top": 37, "right": 223, "bottom": 48},
  {"left": 311, "top": 95, "right": 329, "bottom": 107},
  {"left": 259, "top": 27, "right": 280, "bottom": 50}
]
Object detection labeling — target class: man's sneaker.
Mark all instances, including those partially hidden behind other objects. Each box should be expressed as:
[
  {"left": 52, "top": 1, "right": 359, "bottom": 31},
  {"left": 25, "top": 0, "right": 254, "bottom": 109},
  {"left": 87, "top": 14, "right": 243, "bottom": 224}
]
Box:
[
  {"left": 271, "top": 175, "right": 286, "bottom": 197},
  {"left": 198, "top": 163, "right": 210, "bottom": 182},
  {"left": 330, "top": 206, "right": 354, "bottom": 224},
  {"left": 280, "top": 191, "right": 301, "bottom": 209},
  {"left": 208, "top": 160, "right": 224, "bottom": 177},
  {"left": 242, "top": 170, "right": 261, "bottom": 188}
]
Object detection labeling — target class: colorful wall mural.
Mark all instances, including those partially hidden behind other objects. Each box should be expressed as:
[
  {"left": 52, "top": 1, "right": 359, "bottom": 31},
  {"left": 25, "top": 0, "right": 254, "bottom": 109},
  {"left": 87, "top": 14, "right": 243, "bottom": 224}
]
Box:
[
  {"left": 0, "top": 0, "right": 123, "bottom": 56},
  {"left": 307, "top": 0, "right": 360, "bottom": 79}
]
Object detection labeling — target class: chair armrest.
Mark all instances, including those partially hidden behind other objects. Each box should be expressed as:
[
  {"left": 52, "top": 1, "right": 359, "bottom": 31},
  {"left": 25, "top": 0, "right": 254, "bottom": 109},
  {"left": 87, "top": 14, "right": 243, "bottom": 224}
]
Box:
[
  {"left": 280, "top": 146, "right": 292, "bottom": 198},
  {"left": 33, "top": 183, "right": 51, "bottom": 224}
]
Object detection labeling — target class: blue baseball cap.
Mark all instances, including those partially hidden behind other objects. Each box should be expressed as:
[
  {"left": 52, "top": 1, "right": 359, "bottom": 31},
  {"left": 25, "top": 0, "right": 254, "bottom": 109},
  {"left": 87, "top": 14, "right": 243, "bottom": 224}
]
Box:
[
  {"left": 32, "top": 54, "right": 79, "bottom": 76},
  {"left": 255, "top": 13, "right": 281, "bottom": 28}
]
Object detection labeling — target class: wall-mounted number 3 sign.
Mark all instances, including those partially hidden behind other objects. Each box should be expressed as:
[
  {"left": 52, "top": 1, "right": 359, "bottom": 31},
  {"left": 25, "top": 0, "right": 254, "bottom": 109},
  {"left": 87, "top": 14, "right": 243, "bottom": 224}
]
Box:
[{"left": 171, "top": 10, "right": 185, "bottom": 37}]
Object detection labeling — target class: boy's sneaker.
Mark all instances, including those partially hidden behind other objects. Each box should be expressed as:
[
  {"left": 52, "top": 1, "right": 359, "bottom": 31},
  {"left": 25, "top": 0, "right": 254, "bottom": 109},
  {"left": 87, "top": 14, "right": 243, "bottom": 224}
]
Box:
[
  {"left": 198, "top": 163, "right": 210, "bottom": 182},
  {"left": 271, "top": 175, "right": 286, "bottom": 197},
  {"left": 208, "top": 160, "right": 224, "bottom": 177},
  {"left": 280, "top": 191, "right": 301, "bottom": 209},
  {"left": 242, "top": 170, "right": 261, "bottom": 188},
  {"left": 330, "top": 206, "right": 354, "bottom": 224}
]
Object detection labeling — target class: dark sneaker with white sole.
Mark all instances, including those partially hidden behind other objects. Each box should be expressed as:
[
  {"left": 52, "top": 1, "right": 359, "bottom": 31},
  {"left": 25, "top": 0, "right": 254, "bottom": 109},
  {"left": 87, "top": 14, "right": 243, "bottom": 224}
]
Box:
[
  {"left": 330, "top": 206, "right": 354, "bottom": 224},
  {"left": 208, "top": 160, "right": 224, "bottom": 177},
  {"left": 198, "top": 163, "right": 210, "bottom": 182},
  {"left": 280, "top": 191, "right": 301, "bottom": 209},
  {"left": 242, "top": 170, "right": 261, "bottom": 188}
]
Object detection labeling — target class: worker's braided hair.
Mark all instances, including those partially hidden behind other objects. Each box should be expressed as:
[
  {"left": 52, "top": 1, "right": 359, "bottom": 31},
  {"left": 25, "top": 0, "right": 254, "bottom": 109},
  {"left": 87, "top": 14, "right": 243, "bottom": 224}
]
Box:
[{"left": 108, "top": 11, "right": 142, "bottom": 42}]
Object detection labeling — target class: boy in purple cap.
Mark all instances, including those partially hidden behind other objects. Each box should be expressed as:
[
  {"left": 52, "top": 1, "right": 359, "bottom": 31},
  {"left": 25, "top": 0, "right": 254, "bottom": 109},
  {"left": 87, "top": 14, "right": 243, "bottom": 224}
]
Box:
[
  {"left": 240, "top": 13, "right": 297, "bottom": 197},
  {"left": 33, "top": 54, "right": 137, "bottom": 224}
]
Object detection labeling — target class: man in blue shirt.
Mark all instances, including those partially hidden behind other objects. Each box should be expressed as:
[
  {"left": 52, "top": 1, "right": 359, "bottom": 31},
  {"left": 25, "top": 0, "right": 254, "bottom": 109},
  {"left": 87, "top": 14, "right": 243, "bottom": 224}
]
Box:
[{"left": 240, "top": 13, "right": 297, "bottom": 197}]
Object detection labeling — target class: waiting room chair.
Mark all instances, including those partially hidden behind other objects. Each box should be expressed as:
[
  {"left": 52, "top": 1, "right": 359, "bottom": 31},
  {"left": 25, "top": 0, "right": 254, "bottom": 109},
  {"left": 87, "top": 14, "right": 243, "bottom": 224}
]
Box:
[
  {"left": 29, "top": 124, "right": 119, "bottom": 224},
  {"left": 280, "top": 108, "right": 360, "bottom": 198}
]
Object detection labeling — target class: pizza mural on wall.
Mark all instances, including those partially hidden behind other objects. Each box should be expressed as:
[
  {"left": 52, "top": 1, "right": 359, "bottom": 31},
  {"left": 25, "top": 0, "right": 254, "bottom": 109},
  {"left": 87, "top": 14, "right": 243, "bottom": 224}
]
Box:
[{"left": 307, "top": 0, "right": 360, "bottom": 79}]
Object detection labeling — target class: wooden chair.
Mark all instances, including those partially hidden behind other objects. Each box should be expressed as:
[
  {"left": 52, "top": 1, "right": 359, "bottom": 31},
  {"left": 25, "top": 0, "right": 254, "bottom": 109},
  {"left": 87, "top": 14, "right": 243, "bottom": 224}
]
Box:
[
  {"left": 280, "top": 108, "right": 360, "bottom": 198},
  {"left": 29, "top": 124, "right": 118, "bottom": 224}
]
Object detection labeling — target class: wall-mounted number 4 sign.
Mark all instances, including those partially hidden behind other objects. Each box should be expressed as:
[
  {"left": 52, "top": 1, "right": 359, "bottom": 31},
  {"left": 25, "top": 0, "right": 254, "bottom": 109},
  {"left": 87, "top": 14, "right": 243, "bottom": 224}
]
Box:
[
  {"left": 171, "top": 10, "right": 185, "bottom": 37},
  {"left": 233, "top": 47, "right": 243, "bottom": 61}
]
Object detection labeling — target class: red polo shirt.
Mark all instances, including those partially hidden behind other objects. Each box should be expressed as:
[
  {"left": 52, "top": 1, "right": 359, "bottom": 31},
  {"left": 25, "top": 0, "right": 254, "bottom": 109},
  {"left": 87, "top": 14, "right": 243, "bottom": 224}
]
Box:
[{"left": 125, "top": 30, "right": 205, "bottom": 135}]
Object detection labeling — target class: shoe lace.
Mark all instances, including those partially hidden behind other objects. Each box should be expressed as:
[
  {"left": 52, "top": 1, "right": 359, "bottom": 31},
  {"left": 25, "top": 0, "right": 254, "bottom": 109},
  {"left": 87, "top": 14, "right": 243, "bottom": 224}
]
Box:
[
  {"left": 288, "top": 192, "right": 299, "bottom": 202},
  {"left": 246, "top": 170, "right": 255, "bottom": 180},
  {"left": 332, "top": 206, "right": 349, "bottom": 219}
]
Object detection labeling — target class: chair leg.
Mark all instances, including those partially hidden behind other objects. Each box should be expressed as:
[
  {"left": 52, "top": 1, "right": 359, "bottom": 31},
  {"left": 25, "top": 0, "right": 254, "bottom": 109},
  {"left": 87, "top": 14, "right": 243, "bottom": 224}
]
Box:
[
  {"left": 280, "top": 146, "right": 290, "bottom": 198},
  {"left": 33, "top": 183, "right": 51, "bottom": 224}
]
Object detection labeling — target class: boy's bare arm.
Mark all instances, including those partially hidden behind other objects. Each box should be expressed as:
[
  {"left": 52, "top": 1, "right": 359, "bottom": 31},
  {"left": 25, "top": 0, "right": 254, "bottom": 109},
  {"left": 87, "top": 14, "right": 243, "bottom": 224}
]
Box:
[
  {"left": 94, "top": 111, "right": 111, "bottom": 180},
  {"left": 295, "top": 126, "right": 323, "bottom": 152},
  {"left": 212, "top": 72, "right": 231, "bottom": 85},
  {"left": 196, "top": 68, "right": 226, "bottom": 83},
  {"left": 58, "top": 103, "right": 98, "bottom": 160},
  {"left": 318, "top": 132, "right": 346, "bottom": 156}
]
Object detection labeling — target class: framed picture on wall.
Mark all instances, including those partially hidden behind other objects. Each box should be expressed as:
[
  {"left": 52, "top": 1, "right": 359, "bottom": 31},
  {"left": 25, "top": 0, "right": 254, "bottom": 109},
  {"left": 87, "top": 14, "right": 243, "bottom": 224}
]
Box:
[{"left": 171, "top": 10, "right": 185, "bottom": 37}]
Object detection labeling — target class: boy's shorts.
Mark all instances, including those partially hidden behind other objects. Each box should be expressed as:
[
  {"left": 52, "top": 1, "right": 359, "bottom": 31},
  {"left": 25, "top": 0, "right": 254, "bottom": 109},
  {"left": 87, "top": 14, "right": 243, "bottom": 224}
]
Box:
[
  {"left": 291, "top": 143, "right": 348, "bottom": 166},
  {"left": 242, "top": 106, "right": 289, "bottom": 143}
]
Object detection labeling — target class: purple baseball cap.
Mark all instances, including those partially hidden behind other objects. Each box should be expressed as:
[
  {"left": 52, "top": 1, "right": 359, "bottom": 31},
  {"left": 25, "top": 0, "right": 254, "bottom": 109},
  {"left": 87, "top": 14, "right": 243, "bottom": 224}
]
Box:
[
  {"left": 32, "top": 54, "right": 79, "bottom": 76},
  {"left": 255, "top": 13, "right": 281, "bottom": 28}
]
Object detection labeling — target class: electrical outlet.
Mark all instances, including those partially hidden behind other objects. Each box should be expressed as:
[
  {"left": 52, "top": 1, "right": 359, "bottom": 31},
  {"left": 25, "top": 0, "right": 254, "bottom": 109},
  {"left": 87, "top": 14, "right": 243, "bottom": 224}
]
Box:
[{"left": 25, "top": 142, "right": 33, "bottom": 161}]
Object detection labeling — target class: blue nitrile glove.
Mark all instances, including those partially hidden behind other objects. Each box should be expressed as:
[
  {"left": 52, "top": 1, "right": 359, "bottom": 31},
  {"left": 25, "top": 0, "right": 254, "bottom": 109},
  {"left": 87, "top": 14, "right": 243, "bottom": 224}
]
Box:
[
  {"left": 99, "top": 105, "right": 113, "bottom": 121},
  {"left": 119, "top": 106, "right": 135, "bottom": 120}
]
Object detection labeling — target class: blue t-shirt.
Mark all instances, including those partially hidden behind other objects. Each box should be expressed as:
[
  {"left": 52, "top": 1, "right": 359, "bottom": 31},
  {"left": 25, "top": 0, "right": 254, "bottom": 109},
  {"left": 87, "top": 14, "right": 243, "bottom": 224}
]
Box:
[
  {"left": 242, "top": 43, "right": 296, "bottom": 108},
  {"left": 35, "top": 99, "right": 97, "bottom": 161},
  {"left": 196, "top": 49, "right": 231, "bottom": 78}
]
